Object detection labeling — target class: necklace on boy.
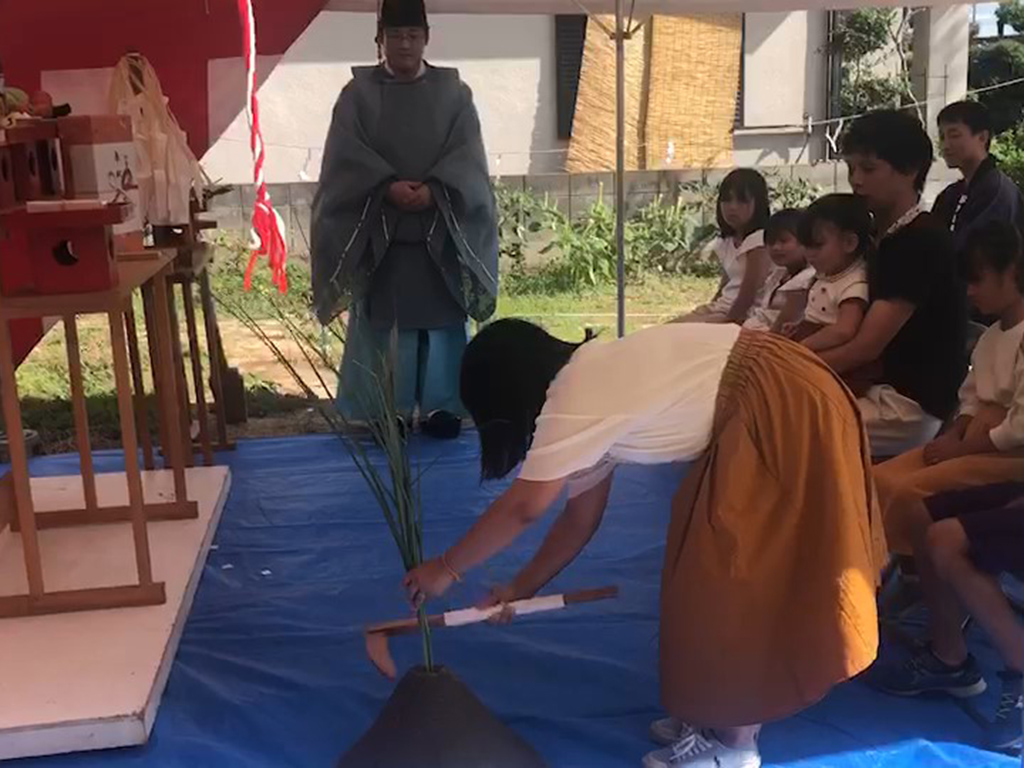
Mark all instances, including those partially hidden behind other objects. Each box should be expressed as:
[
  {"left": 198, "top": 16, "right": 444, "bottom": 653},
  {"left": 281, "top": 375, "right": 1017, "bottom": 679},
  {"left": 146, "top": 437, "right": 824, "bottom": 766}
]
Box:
[{"left": 882, "top": 203, "right": 924, "bottom": 240}]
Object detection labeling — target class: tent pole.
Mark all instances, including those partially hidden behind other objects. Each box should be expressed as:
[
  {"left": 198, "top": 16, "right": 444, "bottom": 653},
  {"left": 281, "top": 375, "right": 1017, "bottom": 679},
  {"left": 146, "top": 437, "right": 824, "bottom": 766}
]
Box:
[{"left": 614, "top": 0, "right": 626, "bottom": 338}]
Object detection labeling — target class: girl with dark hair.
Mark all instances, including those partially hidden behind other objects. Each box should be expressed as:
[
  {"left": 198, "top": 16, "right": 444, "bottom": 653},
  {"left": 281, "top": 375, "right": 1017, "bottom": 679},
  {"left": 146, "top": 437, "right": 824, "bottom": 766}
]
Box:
[
  {"left": 675, "top": 169, "right": 771, "bottom": 325},
  {"left": 404, "top": 318, "right": 886, "bottom": 768},
  {"left": 789, "top": 195, "right": 881, "bottom": 397},
  {"left": 742, "top": 208, "right": 815, "bottom": 333},
  {"left": 787, "top": 195, "right": 873, "bottom": 355},
  {"left": 868, "top": 221, "right": 1024, "bottom": 735}
]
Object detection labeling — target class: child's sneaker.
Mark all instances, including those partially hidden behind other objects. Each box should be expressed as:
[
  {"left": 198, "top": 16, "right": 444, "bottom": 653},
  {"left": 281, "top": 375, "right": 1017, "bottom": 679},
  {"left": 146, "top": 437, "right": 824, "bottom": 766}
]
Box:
[
  {"left": 649, "top": 717, "right": 694, "bottom": 746},
  {"left": 867, "top": 648, "right": 987, "bottom": 697},
  {"left": 642, "top": 729, "right": 761, "bottom": 768},
  {"left": 984, "top": 670, "right": 1023, "bottom": 753}
]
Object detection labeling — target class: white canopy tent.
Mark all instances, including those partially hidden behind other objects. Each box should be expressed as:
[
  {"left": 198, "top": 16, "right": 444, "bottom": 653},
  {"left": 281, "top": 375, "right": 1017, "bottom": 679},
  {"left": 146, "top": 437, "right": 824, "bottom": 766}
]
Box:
[
  {"left": 328, "top": 0, "right": 949, "bottom": 335},
  {"left": 328, "top": 1, "right": 911, "bottom": 14}
]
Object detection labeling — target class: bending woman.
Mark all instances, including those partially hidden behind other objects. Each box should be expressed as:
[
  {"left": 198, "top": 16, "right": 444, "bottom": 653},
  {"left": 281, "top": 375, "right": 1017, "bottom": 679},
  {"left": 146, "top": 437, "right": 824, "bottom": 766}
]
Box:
[{"left": 404, "top": 319, "right": 886, "bottom": 768}]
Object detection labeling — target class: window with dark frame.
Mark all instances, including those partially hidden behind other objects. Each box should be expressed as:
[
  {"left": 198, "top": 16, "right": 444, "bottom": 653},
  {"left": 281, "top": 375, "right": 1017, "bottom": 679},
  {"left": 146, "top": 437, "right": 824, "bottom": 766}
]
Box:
[
  {"left": 555, "top": 15, "right": 588, "bottom": 140},
  {"left": 733, "top": 15, "right": 746, "bottom": 130}
]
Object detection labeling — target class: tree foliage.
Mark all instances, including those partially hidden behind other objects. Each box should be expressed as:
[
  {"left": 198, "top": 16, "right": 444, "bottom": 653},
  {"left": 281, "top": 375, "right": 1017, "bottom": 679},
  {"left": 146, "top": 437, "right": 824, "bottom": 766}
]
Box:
[
  {"left": 831, "top": 9, "right": 912, "bottom": 117},
  {"left": 969, "top": 40, "right": 1024, "bottom": 134},
  {"left": 996, "top": 0, "right": 1024, "bottom": 37},
  {"left": 992, "top": 123, "right": 1024, "bottom": 189},
  {"left": 832, "top": 8, "right": 894, "bottom": 62},
  {"left": 840, "top": 74, "right": 903, "bottom": 116}
]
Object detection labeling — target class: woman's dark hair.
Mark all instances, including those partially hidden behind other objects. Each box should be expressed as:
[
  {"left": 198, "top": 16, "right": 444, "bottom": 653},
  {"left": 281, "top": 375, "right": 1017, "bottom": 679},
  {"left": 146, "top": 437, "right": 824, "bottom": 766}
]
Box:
[
  {"left": 960, "top": 220, "right": 1024, "bottom": 292},
  {"left": 765, "top": 208, "right": 804, "bottom": 244},
  {"left": 840, "top": 109, "right": 934, "bottom": 193},
  {"left": 716, "top": 168, "right": 770, "bottom": 238},
  {"left": 460, "top": 319, "right": 588, "bottom": 480},
  {"left": 797, "top": 194, "right": 874, "bottom": 258}
]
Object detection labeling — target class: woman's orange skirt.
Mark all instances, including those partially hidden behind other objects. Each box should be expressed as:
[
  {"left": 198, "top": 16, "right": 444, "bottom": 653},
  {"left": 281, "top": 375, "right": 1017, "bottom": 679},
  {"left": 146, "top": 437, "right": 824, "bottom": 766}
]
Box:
[{"left": 660, "top": 330, "right": 887, "bottom": 728}]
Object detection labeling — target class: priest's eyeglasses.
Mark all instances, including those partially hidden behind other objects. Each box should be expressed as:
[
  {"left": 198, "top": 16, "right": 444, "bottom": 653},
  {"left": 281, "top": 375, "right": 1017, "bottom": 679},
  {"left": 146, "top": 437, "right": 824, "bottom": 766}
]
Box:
[{"left": 384, "top": 29, "right": 426, "bottom": 44}]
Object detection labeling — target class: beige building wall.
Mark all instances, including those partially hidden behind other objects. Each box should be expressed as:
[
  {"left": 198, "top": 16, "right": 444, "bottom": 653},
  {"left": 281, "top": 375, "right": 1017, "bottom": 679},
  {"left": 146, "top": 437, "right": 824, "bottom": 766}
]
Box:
[{"left": 734, "top": 10, "right": 829, "bottom": 166}]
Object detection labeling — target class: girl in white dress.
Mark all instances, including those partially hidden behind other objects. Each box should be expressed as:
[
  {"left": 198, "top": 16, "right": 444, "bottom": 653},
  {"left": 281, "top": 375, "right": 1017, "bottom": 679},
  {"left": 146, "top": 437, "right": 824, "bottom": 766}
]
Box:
[
  {"left": 743, "top": 208, "right": 816, "bottom": 333},
  {"left": 676, "top": 169, "right": 771, "bottom": 325}
]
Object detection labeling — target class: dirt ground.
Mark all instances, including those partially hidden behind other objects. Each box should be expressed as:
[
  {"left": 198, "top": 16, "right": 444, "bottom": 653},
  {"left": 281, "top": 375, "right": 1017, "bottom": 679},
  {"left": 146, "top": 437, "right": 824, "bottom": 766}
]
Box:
[
  {"left": 218, "top": 318, "right": 337, "bottom": 397},
  {"left": 216, "top": 318, "right": 337, "bottom": 440}
]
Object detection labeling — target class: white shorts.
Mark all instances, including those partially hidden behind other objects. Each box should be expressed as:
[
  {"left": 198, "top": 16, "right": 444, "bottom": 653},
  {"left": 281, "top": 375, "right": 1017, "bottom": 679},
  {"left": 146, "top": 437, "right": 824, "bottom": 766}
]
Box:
[
  {"left": 742, "top": 308, "right": 776, "bottom": 332},
  {"left": 674, "top": 299, "right": 735, "bottom": 324},
  {"left": 858, "top": 384, "right": 942, "bottom": 459}
]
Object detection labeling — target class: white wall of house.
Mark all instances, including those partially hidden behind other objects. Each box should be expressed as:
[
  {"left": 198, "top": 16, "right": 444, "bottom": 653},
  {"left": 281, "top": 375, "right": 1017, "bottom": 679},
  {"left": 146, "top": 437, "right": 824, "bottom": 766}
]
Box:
[
  {"left": 733, "top": 10, "right": 828, "bottom": 166},
  {"left": 42, "top": 9, "right": 969, "bottom": 184},
  {"left": 203, "top": 9, "right": 841, "bottom": 181},
  {"left": 200, "top": 11, "right": 564, "bottom": 184},
  {"left": 912, "top": 5, "right": 971, "bottom": 135}
]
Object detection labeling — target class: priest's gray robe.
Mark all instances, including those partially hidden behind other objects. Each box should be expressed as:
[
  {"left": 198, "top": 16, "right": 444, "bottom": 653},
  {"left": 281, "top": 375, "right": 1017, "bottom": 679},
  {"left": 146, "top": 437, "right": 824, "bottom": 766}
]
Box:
[
  {"left": 311, "top": 64, "right": 498, "bottom": 328},
  {"left": 310, "top": 64, "right": 498, "bottom": 419}
]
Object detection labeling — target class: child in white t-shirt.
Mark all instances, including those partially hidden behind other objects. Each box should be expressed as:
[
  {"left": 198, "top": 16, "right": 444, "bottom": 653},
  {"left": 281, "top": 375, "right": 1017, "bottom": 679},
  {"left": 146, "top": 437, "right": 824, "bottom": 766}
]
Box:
[
  {"left": 875, "top": 218, "right": 1024, "bottom": 574},
  {"left": 788, "top": 193, "right": 872, "bottom": 343},
  {"left": 675, "top": 169, "right": 771, "bottom": 325},
  {"left": 787, "top": 194, "right": 879, "bottom": 396},
  {"left": 744, "top": 208, "right": 816, "bottom": 333}
]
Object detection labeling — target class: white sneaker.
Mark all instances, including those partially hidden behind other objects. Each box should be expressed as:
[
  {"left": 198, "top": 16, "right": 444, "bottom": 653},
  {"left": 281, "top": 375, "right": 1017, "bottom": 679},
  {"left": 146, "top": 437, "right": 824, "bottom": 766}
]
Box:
[
  {"left": 642, "top": 730, "right": 762, "bottom": 768},
  {"left": 649, "top": 717, "right": 695, "bottom": 746}
]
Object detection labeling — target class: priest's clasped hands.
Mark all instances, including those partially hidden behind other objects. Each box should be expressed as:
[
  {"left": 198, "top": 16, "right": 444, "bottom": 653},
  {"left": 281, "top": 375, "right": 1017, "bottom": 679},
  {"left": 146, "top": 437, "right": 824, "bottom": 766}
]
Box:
[{"left": 388, "top": 180, "right": 433, "bottom": 212}]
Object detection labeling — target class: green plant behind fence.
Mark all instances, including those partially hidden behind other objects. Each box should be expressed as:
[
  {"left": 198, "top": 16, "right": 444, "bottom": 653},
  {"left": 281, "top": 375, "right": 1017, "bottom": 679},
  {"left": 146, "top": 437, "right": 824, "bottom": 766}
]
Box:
[
  {"left": 628, "top": 197, "right": 718, "bottom": 277},
  {"left": 496, "top": 173, "right": 821, "bottom": 294},
  {"left": 539, "top": 192, "right": 623, "bottom": 291},
  {"left": 993, "top": 122, "right": 1024, "bottom": 191}
]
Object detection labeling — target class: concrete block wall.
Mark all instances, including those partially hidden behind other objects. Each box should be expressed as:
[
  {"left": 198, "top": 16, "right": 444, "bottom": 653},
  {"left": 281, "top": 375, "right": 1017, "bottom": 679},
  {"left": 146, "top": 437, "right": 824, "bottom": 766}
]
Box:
[{"left": 207, "top": 161, "right": 961, "bottom": 256}]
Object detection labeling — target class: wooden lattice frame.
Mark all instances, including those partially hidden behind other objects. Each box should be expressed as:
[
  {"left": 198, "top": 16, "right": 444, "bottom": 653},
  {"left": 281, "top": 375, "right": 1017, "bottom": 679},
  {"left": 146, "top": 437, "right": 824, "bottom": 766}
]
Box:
[{"left": 0, "top": 254, "right": 199, "bottom": 619}]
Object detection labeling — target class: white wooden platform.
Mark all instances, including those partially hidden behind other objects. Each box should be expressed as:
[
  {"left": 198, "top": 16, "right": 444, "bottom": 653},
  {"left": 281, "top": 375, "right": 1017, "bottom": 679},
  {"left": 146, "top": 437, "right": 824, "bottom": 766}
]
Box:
[{"left": 0, "top": 466, "right": 231, "bottom": 761}]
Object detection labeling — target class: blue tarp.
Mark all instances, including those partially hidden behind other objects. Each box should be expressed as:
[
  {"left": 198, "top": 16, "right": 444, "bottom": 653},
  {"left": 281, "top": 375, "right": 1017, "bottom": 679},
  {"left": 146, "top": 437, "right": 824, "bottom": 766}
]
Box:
[{"left": 10, "top": 435, "right": 1019, "bottom": 767}]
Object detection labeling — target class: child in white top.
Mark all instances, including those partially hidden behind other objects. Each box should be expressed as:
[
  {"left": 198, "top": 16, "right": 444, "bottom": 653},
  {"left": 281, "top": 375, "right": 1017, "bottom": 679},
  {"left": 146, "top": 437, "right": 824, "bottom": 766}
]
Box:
[
  {"left": 874, "top": 221, "right": 1024, "bottom": 591},
  {"left": 788, "top": 194, "right": 872, "bottom": 354},
  {"left": 934, "top": 221, "right": 1024, "bottom": 457},
  {"left": 675, "top": 169, "right": 771, "bottom": 325},
  {"left": 744, "top": 208, "right": 816, "bottom": 333}
]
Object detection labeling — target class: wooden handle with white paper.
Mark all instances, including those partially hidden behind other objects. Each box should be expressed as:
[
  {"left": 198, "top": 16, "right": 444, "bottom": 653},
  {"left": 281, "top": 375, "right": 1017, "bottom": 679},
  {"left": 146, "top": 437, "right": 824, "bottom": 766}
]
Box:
[{"left": 364, "top": 585, "right": 618, "bottom": 637}]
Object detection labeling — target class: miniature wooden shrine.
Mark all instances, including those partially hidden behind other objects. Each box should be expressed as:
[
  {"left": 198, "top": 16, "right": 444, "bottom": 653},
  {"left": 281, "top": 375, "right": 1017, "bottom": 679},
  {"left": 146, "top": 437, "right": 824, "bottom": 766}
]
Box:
[{"left": 0, "top": 117, "right": 196, "bottom": 619}]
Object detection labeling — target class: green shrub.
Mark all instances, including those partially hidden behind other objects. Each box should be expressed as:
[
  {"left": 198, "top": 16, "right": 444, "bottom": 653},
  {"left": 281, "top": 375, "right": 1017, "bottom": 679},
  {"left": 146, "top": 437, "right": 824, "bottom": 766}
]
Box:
[
  {"left": 628, "top": 197, "right": 718, "bottom": 277},
  {"left": 993, "top": 122, "right": 1024, "bottom": 190}
]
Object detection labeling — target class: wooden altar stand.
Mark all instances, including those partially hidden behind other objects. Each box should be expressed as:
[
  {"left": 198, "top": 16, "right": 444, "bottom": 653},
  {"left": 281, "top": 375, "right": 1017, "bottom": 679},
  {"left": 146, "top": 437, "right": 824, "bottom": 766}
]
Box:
[
  {"left": 148, "top": 205, "right": 235, "bottom": 469},
  {"left": 0, "top": 115, "right": 232, "bottom": 761},
  {"left": 0, "top": 250, "right": 196, "bottom": 619}
]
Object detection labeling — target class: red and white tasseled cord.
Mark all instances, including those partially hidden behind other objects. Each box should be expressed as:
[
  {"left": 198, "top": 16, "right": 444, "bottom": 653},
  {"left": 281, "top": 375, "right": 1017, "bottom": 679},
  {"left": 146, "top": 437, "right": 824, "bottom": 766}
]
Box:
[{"left": 237, "top": 0, "right": 288, "bottom": 293}]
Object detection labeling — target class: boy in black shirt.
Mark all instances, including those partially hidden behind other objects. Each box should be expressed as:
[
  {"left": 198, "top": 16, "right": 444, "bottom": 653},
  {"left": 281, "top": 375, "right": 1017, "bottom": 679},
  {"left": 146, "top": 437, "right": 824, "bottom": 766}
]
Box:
[
  {"left": 933, "top": 100, "right": 1024, "bottom": 259},
  {"left": 821, "top": 110, "right": 968, "bottom": 457},
  {"left": 933, "top": 100, "right": 1024, "bottom": 326}
]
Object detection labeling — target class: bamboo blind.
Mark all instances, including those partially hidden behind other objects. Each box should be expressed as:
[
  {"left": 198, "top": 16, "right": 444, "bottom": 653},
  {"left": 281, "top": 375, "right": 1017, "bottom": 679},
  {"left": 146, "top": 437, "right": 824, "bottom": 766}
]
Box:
[
  {"left": 645, "top": 14, "right": 741, "bottom": 169},
  {"left": 566, "top": 16, "right": 647, "bottom": 173},
  {"left": 568, "top": 13, "right": 742, "bottom": 173}
]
